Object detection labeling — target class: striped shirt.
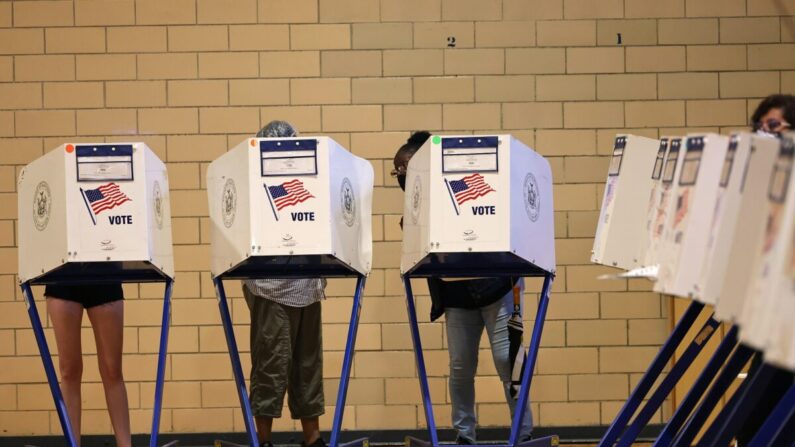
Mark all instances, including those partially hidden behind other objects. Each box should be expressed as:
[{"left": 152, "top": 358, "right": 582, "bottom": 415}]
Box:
[{"left": 243, "top": 278, "right": 326, "bottom": 307}]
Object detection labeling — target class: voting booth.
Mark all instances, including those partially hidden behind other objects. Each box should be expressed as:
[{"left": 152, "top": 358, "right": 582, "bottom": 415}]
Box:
[
  {"left": 654, "top": 134, "right": 729, "bottom": 298},
  {"left": 591, "top": 134, "right": 660, "bottom": 270},
  {"left": 681, "top": 134, "right": 795, "bottom": 447},
  {"left": 400, "top": 135, "right": 557, "bottom": 447},
  {"left": 596, "top": 133, "right": 795, "bottom": 447},
  {"left": 593, "top": 135, "right": 729, "bottom": 447},
  {"left": 207, "top": 136, "right": 373, "bottom": 447},
  {"left": 208, "top": 136, "right": 372, "bottom": 279},
  {"left": 17, "top": 143, "right": 175, "bottom": 447}
]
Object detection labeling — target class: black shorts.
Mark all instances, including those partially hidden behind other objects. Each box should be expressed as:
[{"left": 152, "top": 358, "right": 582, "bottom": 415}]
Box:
[{"left": 43, "top": 284, "right": 124, "bottom": 309}]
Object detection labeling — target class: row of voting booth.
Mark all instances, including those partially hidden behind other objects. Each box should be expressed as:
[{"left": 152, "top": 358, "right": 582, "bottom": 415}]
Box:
[
  {"left": 592, "top": 132, "right": 795, "bottom": 446},
  {"left": 17, "top": 135, "right": 557, "bottom": 447}
]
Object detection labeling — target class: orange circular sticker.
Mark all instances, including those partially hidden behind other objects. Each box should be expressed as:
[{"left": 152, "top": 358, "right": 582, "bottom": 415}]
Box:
[
  {"left": 65, "top": 144, "right": 74, "bottom": 153},
  {"left": 250, "top": 139, "right": 256, "bottom": 147}
]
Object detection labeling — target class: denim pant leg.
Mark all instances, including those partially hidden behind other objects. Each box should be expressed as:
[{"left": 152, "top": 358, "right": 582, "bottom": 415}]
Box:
[
  {"left": 445, "top": 306, "right": 485, "bottom": 443},
  {"left": 482, "top": 280, "right": 534, "bottom": 440}
]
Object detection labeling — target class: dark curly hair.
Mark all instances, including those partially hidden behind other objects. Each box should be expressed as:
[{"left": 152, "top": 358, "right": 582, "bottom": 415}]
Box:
[
  {"left": 394, "top": 131, "right": 431, "bottom": 163},
  {"left": 751, "top": 94, "right": 795, "bottom": 131}
]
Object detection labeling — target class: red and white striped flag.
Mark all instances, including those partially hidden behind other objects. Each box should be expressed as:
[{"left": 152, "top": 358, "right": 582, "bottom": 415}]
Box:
[
  {"left": 448, "top": 173, "right": 495, "bottom": 205},
  {"left": 267, "top": 179, "right": 314, "bottom": 210},
  {"left": 83, "top": 182, "right": 132, "bottom": 215}
]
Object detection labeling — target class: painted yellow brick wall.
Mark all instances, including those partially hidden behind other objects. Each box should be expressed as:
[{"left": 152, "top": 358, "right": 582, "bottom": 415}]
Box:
[{"left": 0, "top": 0, "right": 793, "bottom": 437}]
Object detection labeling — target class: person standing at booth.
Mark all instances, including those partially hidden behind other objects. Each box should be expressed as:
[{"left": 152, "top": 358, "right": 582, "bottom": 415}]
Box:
[
  {"left": 244, "top": 120, "right": 328, "bottom": 447},
  {"left": 393, "top": 132, "right": 534, "bottom": 444},
  {"left": 44, "top": 282, "right": 130, "bottom": 447}
]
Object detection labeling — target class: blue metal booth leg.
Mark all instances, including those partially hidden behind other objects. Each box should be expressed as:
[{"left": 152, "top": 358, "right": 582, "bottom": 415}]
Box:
[
  {"left": 150, "top": 279, "right": 175, "bottom": 447},
  {"left": 653, "top": 325, "right": 739, "bottom": 447},
  {"left": 671, "top": 343, "right": 754, "bottom": 447},
  {"left": 697, "top": 361, "right": 777, "bottom": 447},
  {"left": 20, "top": 282, "right": 78, "bottom": 447},
  {"left": 617, "top": 314, "right": 721, "bottom": 447},
  {"left": 213, "top": 277, "right": 259, "bottom": 447},
  {"left": 748, "top": 383, "right": 795, "bottom": 447},
  {"left": 329, "top": 275, "right": 367, "bottom": 447},
  {"left": 402, "top": 276, "right": 440, "bottom": 447},
  {"left": 598, "top": 299, "right": 705, "bottom": 447},
  {"left": 508, "top": 274, "right": 554, "bottom": 447}
]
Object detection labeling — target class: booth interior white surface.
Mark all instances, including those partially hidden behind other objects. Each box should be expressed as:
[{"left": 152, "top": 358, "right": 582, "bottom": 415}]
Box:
[
  {"left": 17, "top": 143, "right": 174, "bottom": 284},
  {"left": 207, "top": 136, "right": 373, "bottom": 279},
  {"left": 400, "top": 134, "right": 555, "bottom": 277}
]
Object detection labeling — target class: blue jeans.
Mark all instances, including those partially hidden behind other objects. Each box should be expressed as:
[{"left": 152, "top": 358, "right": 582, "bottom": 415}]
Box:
[{"left": 445, "top": 279, "right": 533, "bottom": 442}]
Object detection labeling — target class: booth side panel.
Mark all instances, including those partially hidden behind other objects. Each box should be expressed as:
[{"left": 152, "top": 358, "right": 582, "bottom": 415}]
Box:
[
  {"left": 401, "top": 138, "right": 432, "bottom": 274},
  {"left": 741, "top": 137, "right": 794, "bottom": 351},
  {"left": 18, "top": 148, "right": 69, "bottom": 283},
  {"left": 635, "top": 139, "right": 670, "bottom": 269},
  {"left": 666, "top": 135, "right": 728, "bottom": 298},
  {"left": 768, "top": 211, "right": 795, "bottom": 369},
  {"left": 144, "top": 149, "right": 175, "bottom": 278},
  {"left": 697, "top": 135, "right": 752, "bottom": 303},
  {"left": 652, "top": 141, "right": 688, "bottom": 292},
  {"left": 714, "top": 137, "right": 779, "bottom": 322},
  {"left": 510, "top": 137, "right": 555, "bottom": 274},
  {"left": 599, "top": 136, "right": 660, "bottom": 270},
  {"left": 767, "top": 136, "right": 795, "bottom": 369},
  {"left": 207, "top": 141, "right": 252, "bottom": 277},
  {"left": 328, "top": 142, "right": 374, "bottom": 275},
  {"left": 592, "top": 136, "right": 626, "bottom": 267}
]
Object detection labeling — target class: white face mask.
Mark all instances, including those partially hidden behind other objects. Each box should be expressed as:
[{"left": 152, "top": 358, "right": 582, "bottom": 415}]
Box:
[{"left": 755, "top": 129, "right": 779, "bottom": 138}]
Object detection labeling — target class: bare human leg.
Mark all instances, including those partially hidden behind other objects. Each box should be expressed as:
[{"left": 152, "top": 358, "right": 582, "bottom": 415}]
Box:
[
  {"left": 46, "top": 297, "right": 85, "bottom": 446},
  {"left": 87, "top": 300, "right": 131, "bottom": 447},
  {"left": 255, "top": 416, "right": 273, "bottom": 445},
  {"left": 300, "top": 417, "right": 321, "bottom": 445}
]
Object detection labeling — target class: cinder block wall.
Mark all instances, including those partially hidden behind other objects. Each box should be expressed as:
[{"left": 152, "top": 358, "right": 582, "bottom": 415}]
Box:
[{"left": 0, "top": 0, "right": 792, "bottom": 437}]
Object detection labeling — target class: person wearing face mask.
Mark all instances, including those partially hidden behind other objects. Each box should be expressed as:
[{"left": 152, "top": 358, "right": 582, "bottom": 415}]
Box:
[
  {"left": 392, "top": 131, "right": 534, "bottom": 444},
  {"left": 751, "top": 94, "right": 794, "bottom": 138},
  {"left": 244, "top": 120, "right": 328, "bottom": 447}
]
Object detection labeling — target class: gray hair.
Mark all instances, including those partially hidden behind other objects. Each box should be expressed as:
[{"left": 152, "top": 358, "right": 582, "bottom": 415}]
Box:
[{"left": 256, "top": 120, "right": 298, "bottom": 138}]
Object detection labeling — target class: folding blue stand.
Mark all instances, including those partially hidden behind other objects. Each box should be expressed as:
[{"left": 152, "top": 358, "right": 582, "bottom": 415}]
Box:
[
  {"left": 212, "top": 272, "right": 368, "bottom": 447},
  {"left": 748, "top": 383, "right": 795, "bottom": 447},
  {"left": 614, "top": 312, "right": 720, "bottom": 447},
  {"left": 670, "top": 343, "right": 754, "bottom": 447},
  {"left": 599, "top": 301, "right": 702, "bottom": 446},
  {"left": 402, "top": 272, "right": 557, "bottom": 447},
  {"left": 20, "top": 276, "right": 174, "bottom": 447},
  {"left": 696, "top": 361, "right": 781, "bottom": 447},
  {"left": 653, "top": 325, "right": 739, "bottom": 446}
]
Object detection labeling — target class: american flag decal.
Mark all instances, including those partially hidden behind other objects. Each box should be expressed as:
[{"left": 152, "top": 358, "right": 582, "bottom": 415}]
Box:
[
  {"left": 267, "top": 179, "right": 314, "bottom": 211},
  {"left": 448, "top": 173, "right": 495, "bottom": 205},
  {"left": 83, "top": 183, "right": 131, "bottom": 215}
]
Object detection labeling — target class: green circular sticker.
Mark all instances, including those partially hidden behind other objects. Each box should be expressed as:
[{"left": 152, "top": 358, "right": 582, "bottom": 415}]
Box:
[{"left": 432, "top": 135, "right": 441, "bottom": 144}]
